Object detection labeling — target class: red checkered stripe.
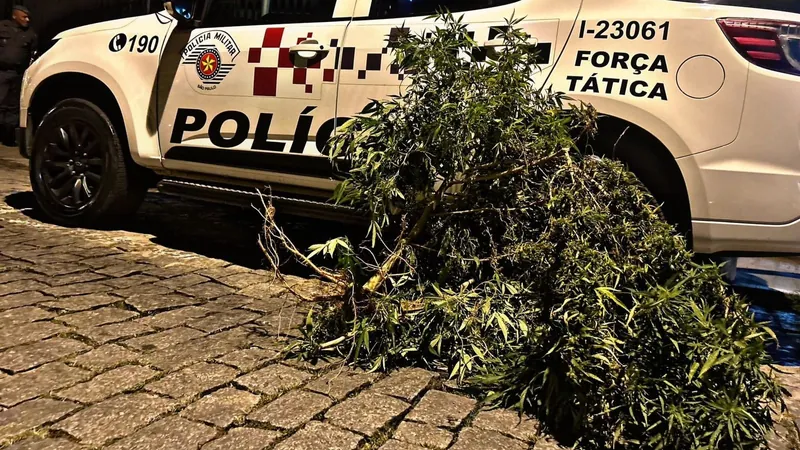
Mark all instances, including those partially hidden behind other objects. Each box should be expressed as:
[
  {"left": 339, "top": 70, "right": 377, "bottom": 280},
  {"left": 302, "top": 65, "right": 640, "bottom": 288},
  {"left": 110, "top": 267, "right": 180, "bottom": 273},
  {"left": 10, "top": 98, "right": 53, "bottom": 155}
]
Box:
[{"left": 248, "top": 27, "right": 407, "bottom": 97}]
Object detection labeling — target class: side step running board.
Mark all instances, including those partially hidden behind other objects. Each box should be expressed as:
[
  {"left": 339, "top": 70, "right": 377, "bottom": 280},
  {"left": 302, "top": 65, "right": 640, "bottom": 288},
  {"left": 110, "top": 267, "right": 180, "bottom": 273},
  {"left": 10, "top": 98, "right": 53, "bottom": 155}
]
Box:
[{"left": 156, "top": 178, "right": 365, "bottom": 224}]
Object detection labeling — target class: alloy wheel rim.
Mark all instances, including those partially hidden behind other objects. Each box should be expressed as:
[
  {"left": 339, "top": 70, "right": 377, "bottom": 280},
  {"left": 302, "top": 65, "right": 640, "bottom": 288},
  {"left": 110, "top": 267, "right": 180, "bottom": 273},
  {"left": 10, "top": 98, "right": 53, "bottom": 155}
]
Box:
[{"left": 40, "top": 121, "right": 106, "bottom": 210}]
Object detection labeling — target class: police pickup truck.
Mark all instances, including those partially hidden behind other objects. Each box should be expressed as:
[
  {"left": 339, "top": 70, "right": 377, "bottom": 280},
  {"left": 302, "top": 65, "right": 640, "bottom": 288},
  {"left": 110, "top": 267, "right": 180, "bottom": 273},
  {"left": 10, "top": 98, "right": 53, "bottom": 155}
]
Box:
[{"left": 17, "top": 0, "right": 800, "bottom": 254}]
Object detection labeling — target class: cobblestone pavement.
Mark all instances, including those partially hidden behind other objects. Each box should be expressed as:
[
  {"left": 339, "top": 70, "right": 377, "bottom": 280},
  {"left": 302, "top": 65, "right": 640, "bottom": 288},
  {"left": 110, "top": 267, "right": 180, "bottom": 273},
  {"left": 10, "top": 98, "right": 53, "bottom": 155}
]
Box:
[{"left": 0, "top": 146, "right": 799, "bottom": 449}]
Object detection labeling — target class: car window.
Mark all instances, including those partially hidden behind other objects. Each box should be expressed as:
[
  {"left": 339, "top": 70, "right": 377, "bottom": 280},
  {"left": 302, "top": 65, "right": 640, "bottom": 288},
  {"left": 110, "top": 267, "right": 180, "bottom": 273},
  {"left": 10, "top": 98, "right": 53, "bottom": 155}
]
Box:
[
  {"left": 203, "top": 0, "right": 337, "bottom": 27},
  {"left": 369, "top": 0, "right": 520, "bottom": 19}
]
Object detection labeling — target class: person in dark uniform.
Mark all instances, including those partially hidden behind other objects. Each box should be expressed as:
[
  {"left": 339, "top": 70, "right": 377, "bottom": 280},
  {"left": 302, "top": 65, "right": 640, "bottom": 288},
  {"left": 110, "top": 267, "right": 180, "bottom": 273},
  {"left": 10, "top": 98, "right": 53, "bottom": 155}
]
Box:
[{"left": 0, "top": 5, "right": 36, "bottom": 146}]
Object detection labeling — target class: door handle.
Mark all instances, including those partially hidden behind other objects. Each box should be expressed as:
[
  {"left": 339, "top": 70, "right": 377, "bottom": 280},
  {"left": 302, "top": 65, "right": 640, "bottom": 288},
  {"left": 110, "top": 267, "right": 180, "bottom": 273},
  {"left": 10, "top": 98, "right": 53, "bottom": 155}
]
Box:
[{"left": 289, "top": 40, "right": 329, "bottom": 58}]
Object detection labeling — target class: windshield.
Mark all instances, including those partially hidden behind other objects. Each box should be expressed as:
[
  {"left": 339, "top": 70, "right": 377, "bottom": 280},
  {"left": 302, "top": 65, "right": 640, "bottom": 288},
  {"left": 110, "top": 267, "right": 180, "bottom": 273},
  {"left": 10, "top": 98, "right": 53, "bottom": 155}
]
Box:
[{"left": 672, "top": 0, "right": 800, "bottom": 14}]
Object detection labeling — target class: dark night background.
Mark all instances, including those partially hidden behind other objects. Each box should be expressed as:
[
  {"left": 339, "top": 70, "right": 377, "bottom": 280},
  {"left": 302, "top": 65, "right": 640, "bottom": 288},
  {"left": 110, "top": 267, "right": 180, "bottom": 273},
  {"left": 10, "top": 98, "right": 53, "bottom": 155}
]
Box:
[{"left": 0, "top": 0, "right": 160, "bottom": 53}]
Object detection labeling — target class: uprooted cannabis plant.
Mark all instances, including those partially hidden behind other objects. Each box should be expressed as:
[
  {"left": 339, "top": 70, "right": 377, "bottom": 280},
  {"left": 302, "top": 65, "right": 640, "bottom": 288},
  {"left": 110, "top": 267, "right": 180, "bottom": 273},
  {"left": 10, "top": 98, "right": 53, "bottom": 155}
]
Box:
[{"left": 261, "top": 12, "right": 785, "bottom": 449}]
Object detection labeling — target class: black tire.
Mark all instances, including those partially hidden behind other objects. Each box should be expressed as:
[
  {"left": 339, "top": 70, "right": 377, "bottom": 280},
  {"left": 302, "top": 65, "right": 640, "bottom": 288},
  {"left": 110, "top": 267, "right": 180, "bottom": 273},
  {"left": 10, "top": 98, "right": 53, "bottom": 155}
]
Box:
[{"left": 29, "top": 99, "right": 146, "bottom": 227}]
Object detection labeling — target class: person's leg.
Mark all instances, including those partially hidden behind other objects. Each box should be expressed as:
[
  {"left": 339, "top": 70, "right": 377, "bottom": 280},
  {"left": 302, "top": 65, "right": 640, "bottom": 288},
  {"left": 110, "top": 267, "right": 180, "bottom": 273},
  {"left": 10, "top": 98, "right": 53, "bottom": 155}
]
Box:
[
  {"left": 2, "top": 76, "right": 21, "bottom": 146},
  {"left": 0, "top": 72, "right": 13, "bottom": 146}
]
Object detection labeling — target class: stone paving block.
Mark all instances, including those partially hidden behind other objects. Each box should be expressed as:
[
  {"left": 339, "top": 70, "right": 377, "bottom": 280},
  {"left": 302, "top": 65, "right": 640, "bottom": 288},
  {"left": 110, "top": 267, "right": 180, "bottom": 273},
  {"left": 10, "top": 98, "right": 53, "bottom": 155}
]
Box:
[
  {"left": 0, "top": 362, "right": 91, "bottom": 407},
  {"left": 115, "top": 283, "right": 174, "bottom": 297},
  {"left": 0, "top": 271, "right": 38, "bottom": 285},
  {"left": 79, "top": 255, "right": 127, "bottom": 268},
  {"left": 78, "top": 320, "right": 154, "bottom": 344},
  {"left": 216, "top": 347, "right": 279, "bottom": 372},
  {"left": 249, "top": 390, "right": 333, "bottom": 429},
  {"left": 124, "top": 326, "right": 205, "bottom": 352},
  {"left": 94, "top": 264, "right": 149, "bottom": 278},
  {"left": 0, "top": 292, "right": 49, "bottom": 312},
  {"left": 285, "top": 279, "right": 335, "bottom": 301},
  {"left": 142, "top": 327, "right": 252, "bottom": 371},
  {"left": 0, "top": 262, "right": 31, "bottom": 274},
  {"left": 219, "top": 272, "right": 271, "bottom": 289},
  {"left": 57, "top": 365, "right": 161, "bottom": 403},
  {"left": 105, "top": 415, "right": 217, "bottom": 450},
  {"left": 406, "top": 390, "right": 477, "bottom": 429},
  {"left": 47, "top": 271, "right": 106, "bottom": 287},
  {"left": 25, "top": 237, "right": 80, "bottom": 248},
  {"left": 102, "top": 274, "right": 160, "bottom": 289},
  {"left": 249, "top": 334, "right": 289, "bottom": 352},
  {"left": 283, "top": 356, "right": 343, "bottom": 373},
  {"left": 180, "top": 387, "right": 260, "bottom": 428},
  {"left": 40, "top": 294, "right": 119, "bottom": 312},
  {"left": 0, "top": 337, "right": 90, "bottom": 372},
  {"left": 372, "top": 368, "right": 436, "bottom": 402},
  {"left": 59, "top": 307, "right": 138, "bottom": 328},
  {"left": 28, "top": 262, "right": 89, "bottom": 277},
  {"left": 394, "top": 421, "right": 454, "bottom": 449},
  {"left": 42, "top": 281, "right": 113, "bottom": 297},
  {"left": 326, "top": 392, "right": 409, "bottom": 437},
  {"left": 154, "top": 273, "right": 209, "bottom": 290},
  {"left": 533, "top": 436, "right": 565, "bottom": 449},
  {"left": 72, "top": 344, "right": 140, "bottom": 372},
  {"left": 135, "top": 306, "right": 211, "bottom": 329},
  {"left": 25, "top": 254, "right": 82, "bottom": 265},
  {"left": 0, "top": 322, "right": 70, "bottom": 351},
  {"left": 146, "top": 362, "right": 238, "bottom": 400},
  {"left": 450, "top": 427, "right": 528, "bottom": 450},
  {"left": 196, "top": 265, "right": 250, "bottom": 281},
  {"left": 187, "top": 310, "right": 260, "bottom": 333},
  {"left": 379, "top": 439, "right": 427, "bottom": 450},
  {"left": 124, "top": 294, "right": 200, "bottom": 313},
  {"left": 306, "top": 367, "right": 379, "bottom": 401},
  {"left": 202, "top": 427, "right": 282, "bottom": 450},
  {"left": 179, "top": 282, "right": 235, "bottom": 299},
  {"left": 472, "top": 408, "right": 539, "bottom": 442},
  {"left": 78, "top": 247, "right": 123, "bottom": 258},
  {"left": 235, "top": 364, "right": 312, "bottom": 399},
  {"left": 6, "top": 437, "right": 83, "bottom": 450},
  {"left": 53, "top": 393, "right": 177, "bottom": 446},
  {"left": 0, "top": 280, "right": 49, "bottom": 297},
  {"left": 143, "top": 265, "right": 199, "bottom": 279},
  {"left": 767, "top": 423, "right": 793, "bottom": 450},
  {"left": 243, "top": 297, "right": 297, "bottom": 315},
  {"left": 255, "top": 311, "right": 306, "bottom": 338},
  {"left": 0, "top": 306, "right": 54, "bottom": 325},
  {"left": 0, "top": 250, "right": 41, "bottom": 262},
  {"left": 274, "top": 421, "right": 362, "bottom": 450},
  {"left": 202, "top": 294, "right": 254, "bottom": 311},
  {"left": 238, "top": 283, "right": 289, "bottom": 301},
  {"left": 0, "top": 244, "right": 40, "bottom": 257},
  {"left": 0, "top": 398, "right": 80, "bottom": 443}
]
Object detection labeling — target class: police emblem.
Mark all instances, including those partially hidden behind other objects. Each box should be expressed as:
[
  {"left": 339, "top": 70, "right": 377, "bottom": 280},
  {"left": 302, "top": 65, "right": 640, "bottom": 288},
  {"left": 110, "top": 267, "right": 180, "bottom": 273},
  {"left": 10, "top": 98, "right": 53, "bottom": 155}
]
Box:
[{"left": 182, "top": 30, "right": 240, "bottom": 90}]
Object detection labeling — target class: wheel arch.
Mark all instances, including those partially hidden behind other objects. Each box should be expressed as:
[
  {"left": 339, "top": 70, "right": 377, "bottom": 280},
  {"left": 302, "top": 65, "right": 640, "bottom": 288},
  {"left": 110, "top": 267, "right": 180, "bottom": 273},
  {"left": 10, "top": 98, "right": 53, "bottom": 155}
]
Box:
[
  {"left": 27, "top": 71, "right": 158, "bottom": 187},
  {"left": 28, "top": 72, "right": 129, "bottom": 151},
  {"left": 582, "top": 113, "right": 694, "bottom": 242}
]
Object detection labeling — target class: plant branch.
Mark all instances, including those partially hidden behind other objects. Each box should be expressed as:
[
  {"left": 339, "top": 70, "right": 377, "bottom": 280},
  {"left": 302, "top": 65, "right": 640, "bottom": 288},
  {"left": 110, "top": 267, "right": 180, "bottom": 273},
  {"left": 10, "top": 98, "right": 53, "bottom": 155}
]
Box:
[
  {"left": 259, "top": 193, "right": 349, "bottom": 288},
  {"left": 448, "top": 151, "right": 562, "bottom": 188}
]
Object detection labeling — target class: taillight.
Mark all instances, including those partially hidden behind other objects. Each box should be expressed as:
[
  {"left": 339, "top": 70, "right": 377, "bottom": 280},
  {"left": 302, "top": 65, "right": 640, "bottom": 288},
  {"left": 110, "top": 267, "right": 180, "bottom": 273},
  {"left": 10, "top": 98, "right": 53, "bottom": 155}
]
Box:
[{"left": 718, "top": 18, "right": 800, "bottom": 75}]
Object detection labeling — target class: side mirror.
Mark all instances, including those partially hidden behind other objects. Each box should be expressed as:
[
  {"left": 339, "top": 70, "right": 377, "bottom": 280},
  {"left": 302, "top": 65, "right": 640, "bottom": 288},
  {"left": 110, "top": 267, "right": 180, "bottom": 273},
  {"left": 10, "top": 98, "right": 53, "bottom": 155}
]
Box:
[{"left": 163, "top": 0, "right": 200, "bottom": 22}]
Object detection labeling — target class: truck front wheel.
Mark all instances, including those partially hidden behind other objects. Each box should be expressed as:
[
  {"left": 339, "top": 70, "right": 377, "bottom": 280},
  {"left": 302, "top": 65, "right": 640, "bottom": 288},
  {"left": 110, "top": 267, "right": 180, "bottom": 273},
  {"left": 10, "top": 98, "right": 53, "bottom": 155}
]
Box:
[{"left": 29, "top": 99, "right": 146, "bottom": 227}]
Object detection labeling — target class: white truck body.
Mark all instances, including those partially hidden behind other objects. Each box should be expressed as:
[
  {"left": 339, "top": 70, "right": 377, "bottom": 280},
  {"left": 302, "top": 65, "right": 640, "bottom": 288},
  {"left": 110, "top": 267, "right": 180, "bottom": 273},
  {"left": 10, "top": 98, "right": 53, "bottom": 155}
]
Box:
[{"left": 19, "top": 0, "right": 800, "bottom": 254}]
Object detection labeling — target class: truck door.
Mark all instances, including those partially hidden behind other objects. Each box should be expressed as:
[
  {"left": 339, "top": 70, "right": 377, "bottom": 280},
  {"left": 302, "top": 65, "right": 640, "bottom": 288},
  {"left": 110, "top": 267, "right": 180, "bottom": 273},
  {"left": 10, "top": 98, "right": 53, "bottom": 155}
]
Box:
[
  {"left": 156, "top": 0, "right": 354, "bottom": 187},
  {"left": 336, "top": 0, "right": 583, "bottom": 122}
]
